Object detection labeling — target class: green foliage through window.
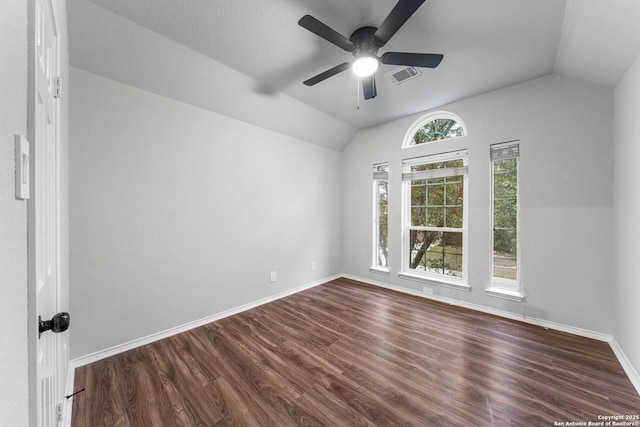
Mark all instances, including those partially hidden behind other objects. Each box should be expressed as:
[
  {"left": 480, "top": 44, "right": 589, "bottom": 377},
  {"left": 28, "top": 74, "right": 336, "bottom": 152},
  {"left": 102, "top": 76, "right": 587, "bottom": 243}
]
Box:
[
  {"left": 491, "top": 143, "right": 519, "bottom": 286},
  {"left": 412, "top": 119, "right": 464, "bottom": 145},
  {"left": 373, "top": 164, "right": 389, "bottom": 269},
  {"left": 411, "top": 176, "right": 463, "bottom": 228},
  {"left": 403, "top": 150, "right": 467, "bottom": 280}
]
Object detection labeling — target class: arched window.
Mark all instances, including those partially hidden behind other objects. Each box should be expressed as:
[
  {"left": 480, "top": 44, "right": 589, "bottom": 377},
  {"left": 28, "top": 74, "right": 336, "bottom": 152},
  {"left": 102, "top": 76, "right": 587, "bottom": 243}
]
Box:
[{"left": 403, "top": 112, "right": 466, "bottom": 148}]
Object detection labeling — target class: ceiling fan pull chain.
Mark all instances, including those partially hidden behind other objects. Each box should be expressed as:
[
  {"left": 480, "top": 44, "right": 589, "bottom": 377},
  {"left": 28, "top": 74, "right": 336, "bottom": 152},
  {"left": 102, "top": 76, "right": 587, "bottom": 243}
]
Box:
[{"left": 357, "top": 77, "right": 361, "bottom": 110}]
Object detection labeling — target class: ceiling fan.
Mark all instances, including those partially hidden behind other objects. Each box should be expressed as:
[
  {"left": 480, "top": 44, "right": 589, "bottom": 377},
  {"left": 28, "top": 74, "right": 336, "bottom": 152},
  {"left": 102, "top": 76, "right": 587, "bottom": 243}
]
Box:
[{"left": 298, "top": 0, "right": 443, "bottom": 100}]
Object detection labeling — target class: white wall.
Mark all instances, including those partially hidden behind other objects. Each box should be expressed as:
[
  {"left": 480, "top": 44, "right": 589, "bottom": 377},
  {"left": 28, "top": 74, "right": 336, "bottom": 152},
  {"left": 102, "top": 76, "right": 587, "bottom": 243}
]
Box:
[
  {"left": 0, "top": 2, "right": 29, "bottom": 425},
  {"left": 67, "top": 0, "right": 357, "bottom": 150},
  {"left": 69, "top": 68, "right": 342, "bottom": 358},
  {"left": 614, "top": 55, "right": 640, "bottom": 379},
  {"left": 59, "top": 0, "right": 71, "bottom": 391},
  {"left": 342, "top": 74, "right": 614, "bottom": 334}
]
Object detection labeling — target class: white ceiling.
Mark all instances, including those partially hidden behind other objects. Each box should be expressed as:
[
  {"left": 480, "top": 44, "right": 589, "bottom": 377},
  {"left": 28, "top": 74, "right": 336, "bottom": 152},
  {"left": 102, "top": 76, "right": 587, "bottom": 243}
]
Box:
[{"left": 67, "top": 0, "right": 640, "bottom": 150}]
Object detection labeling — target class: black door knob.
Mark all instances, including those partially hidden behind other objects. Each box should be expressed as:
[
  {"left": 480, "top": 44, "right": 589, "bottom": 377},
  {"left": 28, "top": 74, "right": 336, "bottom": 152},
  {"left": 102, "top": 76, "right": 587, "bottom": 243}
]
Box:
[{"left": 39, "top": 312, "right": 70, "bottom": 338}]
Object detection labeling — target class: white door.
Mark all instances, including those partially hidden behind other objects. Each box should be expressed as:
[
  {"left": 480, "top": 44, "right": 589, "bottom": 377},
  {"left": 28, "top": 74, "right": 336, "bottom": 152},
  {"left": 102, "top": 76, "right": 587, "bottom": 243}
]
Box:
[{"left": 32, "top": 0, "right": 61, "bottom": 425}]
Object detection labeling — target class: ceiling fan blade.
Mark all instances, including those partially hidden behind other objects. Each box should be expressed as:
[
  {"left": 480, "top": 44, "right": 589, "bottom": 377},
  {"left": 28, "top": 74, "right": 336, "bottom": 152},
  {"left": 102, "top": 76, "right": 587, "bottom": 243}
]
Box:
[
  {"left": 374, "top": 0, "right": 425, "bottom": 48},
  {"left": 298, "top": 15, "right": 355, "bottom": 52},
  {"left": 362, "top": 75, "right": 377, "bottom": 100},
  {"left": 381, "top": 52, "right": 443, "bottom": 68},
  {"left": 303, "top": 62, "right": 352, "bottom": 86}
]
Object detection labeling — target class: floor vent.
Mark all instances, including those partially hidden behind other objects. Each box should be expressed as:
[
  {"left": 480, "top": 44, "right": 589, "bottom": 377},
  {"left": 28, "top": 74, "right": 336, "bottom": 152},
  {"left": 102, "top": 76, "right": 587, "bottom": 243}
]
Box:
[{"left": 385, "top": 66, "right": 421, "bottom": 85}]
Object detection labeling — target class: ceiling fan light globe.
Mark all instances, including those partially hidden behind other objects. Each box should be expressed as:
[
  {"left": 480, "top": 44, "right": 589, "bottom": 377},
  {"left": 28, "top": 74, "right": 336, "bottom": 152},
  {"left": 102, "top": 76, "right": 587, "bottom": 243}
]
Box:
[{"left": 352, "top": 56, "right": 379, "bottom": 77}]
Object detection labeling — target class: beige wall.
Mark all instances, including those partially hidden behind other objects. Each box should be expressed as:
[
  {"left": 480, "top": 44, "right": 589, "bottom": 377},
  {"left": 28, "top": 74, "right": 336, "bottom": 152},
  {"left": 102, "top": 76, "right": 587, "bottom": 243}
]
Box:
[
  {"left": 614, "top": 54, "right": 640, "bottom": 384},
  {"left": 342, "top": 74, "right": 615, "bottom": 334},
  {"left": 69, "top": 68, "right": 342, "bottom": 358}
]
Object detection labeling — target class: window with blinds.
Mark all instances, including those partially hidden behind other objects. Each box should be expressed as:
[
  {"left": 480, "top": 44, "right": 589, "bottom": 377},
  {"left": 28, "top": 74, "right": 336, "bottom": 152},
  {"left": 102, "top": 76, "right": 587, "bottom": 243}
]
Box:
[
  {"left": 401, "top": 150, "right": 468, "bottom": 287},
  {"left": 372, "top": 163, "right": 389, "bottom": 271},
  {"left": 490, "top": 141, "right": 520, "bottom": 292}
]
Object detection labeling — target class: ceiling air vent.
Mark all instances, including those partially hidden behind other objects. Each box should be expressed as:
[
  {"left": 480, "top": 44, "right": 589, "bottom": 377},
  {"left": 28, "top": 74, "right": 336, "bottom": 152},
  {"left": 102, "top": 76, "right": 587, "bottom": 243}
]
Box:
[{"left": 385, "top": 66, "right": 421, "bottom": 85}]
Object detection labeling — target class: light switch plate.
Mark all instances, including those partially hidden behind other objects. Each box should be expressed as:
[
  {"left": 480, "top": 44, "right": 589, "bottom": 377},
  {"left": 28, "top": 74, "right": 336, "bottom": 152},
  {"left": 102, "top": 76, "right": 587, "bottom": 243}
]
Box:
[{"left": 15, "top": 134, "right": 30, "bottom": 200}]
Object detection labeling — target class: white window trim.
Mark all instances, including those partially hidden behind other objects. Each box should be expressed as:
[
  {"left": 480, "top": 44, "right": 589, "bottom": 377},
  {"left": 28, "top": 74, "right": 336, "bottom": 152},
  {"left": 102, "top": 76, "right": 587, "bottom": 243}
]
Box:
[
  {"left": 400, "top": 150, "right": 469, "bottom": 289},
  {"left": 398, "top": 272, "right": 470, "bottom": 292},
  {"left": 487, "top": 140, "right": 523, "bottom": 301},
  {"left": 402, "top": 111, "right": 467, "bottom": 149},
  {"left": 485, "top": 287, "right": 524, "bottom": 302},
  {"left": 370, "top": 266, "right": 390, "bottom": 275}
]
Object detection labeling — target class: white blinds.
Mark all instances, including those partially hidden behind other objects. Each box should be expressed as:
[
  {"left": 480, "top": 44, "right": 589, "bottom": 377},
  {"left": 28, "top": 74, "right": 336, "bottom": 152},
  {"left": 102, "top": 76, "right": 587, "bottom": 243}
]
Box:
[
  {"left": 373, "top": 163, "right": 389, "bottom": 180},
  {"left": 402, "top": 149, "right": 468, "bottom": 181},
  {"left": 490, "top": 141, "right": 520, "bottom": 161}
]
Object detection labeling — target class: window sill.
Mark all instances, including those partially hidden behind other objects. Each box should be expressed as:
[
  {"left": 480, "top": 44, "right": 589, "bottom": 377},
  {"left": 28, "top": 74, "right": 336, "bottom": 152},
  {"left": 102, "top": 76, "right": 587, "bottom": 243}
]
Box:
[
  {"left": 398, "top": 272, "right": 470, "bottom": 292},
  {"left": 486, "top": 287, "right": 525, "bottom": 302},
  {"left": 369, "top": 267, "right": 390, "bottom": 276}
]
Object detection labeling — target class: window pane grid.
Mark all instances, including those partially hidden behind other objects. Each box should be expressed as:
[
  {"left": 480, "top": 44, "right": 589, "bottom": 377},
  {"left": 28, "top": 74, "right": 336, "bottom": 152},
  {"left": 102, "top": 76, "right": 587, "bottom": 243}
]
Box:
[
  {"left": 403, "top": 149, "right": 467, "bottom": 282},
  {"left": 412, "top": 119, "right": 465, "bottom": 145},
  {"left": 411, "top": 176, "right": 463, "bottom": 229},
  {"left": 409, "top": 229, "right": 463, "bottom": 277}
]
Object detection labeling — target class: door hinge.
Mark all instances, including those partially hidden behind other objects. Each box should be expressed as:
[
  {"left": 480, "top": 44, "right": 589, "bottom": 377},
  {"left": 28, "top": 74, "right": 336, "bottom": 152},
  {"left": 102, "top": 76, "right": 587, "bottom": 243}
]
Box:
[
  {"left": 56, "top": 401, "right": 64, "bottom": 424},
  {"left": 54, "top": 76, "right": 63, "bottom": 99}
]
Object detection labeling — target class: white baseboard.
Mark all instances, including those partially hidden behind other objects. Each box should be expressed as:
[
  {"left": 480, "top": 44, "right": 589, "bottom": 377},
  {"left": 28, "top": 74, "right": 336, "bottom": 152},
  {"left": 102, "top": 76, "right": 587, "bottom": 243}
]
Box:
[
  {"left": 70, "top": 274, "right": 340, "bottom": 368},
  {"left": 342, "top": 273, "right": 612, "bottom": 342},
  {"left": 609, "top": 338, "right": 640, "bottom": 396}
]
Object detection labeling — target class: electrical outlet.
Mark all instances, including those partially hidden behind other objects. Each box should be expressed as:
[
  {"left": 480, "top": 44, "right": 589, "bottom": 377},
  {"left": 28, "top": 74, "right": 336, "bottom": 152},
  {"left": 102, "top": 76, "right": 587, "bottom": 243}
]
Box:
[
  {"left": 270, "top": 271, "right": 277, "bottom": 283},
  {"left": 311, "top": 261, "right": 316, "bottom": 271},
  {"left": 422, "top": 286, "right": 433, "bottom": 295}
]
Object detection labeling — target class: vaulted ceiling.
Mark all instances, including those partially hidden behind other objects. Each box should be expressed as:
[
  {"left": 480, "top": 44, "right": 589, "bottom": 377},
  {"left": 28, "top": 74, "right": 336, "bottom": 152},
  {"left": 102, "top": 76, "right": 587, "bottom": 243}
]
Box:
[{"left": 67, "top": 0, "right": 640, "bottom": 150}]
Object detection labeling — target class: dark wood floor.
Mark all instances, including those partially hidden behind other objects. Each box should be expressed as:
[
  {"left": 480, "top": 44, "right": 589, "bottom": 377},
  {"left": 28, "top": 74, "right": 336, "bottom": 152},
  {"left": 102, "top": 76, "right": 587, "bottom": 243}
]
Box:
[{"left": 71, "top": 278, "right": 640, "bottom": 426}]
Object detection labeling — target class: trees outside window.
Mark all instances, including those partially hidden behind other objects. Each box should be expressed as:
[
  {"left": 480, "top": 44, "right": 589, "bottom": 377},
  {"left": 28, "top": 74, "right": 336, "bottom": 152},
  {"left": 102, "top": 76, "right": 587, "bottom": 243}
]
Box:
[
  {"left": 372, "top": 163, "right": 389, "bottom": 270},
  {"left": 402, "top": 150, "right": 468, "bottom": 286},
  {"left": 491, "top": 141, "right": 520, "bottom": 291},
  {"left": 404, "top": 112, "right": 466, "bottom": 148},
  {"left": 413, "top": 119, "right": 464, "bottom": 145}
]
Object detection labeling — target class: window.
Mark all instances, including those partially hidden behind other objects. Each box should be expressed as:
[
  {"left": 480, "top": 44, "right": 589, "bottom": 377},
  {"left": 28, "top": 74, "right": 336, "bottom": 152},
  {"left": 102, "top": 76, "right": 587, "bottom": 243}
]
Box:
[
  {"left": 372, "top": 163, "right": 389, "bottom": 271},
  {"left": 403, "top": 112, "right": 466, "bottom": 148},
  {"left": 400, "top": 150, "right": 468, "bottom": 288},
  {"left": 489, "top": 141, "right": 522, "bottom": 299}
]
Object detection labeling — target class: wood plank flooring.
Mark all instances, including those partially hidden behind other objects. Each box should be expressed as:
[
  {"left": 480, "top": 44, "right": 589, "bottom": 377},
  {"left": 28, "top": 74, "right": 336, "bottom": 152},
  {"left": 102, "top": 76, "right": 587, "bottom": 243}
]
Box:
[{"left": 71, "top": 278, "right": 640, "bottom": 426}]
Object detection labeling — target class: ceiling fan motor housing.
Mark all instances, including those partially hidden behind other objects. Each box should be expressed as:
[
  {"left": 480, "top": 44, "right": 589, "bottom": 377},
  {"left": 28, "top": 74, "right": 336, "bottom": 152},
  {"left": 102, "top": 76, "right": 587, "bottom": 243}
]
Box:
[{"left": 350, "top": 26, "right": 380, "bottom": 58}]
